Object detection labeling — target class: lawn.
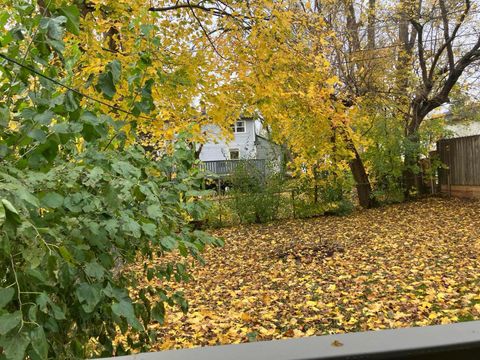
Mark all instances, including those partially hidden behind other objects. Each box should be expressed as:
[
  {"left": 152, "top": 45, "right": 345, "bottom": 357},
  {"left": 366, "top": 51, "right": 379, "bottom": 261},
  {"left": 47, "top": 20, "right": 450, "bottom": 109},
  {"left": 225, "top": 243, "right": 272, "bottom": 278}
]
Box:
[{"left": 137, "top": 197, "right": 480, "bottom": 350}]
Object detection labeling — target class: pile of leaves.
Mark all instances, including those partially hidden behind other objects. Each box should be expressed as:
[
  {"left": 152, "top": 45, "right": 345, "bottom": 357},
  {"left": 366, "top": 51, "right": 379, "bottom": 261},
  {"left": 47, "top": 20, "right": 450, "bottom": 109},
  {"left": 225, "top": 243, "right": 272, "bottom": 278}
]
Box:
[{"left": 134, "top": 197, "right": 480, "bottom": 350}]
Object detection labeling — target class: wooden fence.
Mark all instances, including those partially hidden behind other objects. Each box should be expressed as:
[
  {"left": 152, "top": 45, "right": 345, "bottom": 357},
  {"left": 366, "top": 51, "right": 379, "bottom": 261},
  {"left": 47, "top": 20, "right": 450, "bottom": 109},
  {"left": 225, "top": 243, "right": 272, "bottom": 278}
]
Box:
[{"left": 437, "top": 134, "right": 480, "bottom": 198}]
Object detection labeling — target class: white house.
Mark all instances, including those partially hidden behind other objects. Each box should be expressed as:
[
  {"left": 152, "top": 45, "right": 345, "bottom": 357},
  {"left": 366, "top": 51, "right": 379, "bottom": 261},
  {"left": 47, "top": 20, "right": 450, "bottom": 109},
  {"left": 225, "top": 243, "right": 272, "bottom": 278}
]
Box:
[
  {"left": 445, "top": 121, "right": 480, "bottom": 137},
  {"left": 198, "top": 118, "right": 283, "bottom": 175}
]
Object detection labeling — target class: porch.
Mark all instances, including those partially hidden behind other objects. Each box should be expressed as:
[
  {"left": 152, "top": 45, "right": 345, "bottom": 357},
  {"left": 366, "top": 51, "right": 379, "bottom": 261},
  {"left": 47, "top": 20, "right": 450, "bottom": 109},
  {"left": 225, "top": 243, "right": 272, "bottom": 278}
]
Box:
[{"left": 198, "top": 159, "right": 266, "bottom": 177}]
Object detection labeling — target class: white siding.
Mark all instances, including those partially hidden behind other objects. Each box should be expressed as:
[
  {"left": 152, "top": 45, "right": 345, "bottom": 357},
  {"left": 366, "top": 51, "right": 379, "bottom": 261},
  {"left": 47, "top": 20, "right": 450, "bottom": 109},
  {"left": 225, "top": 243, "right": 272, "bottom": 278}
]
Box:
[
  {"left": 199, "top": 120, "right": 257, "bottom": 161},
  {"left": 256, "top": 136, "right": 282, "bottom": 162},
  {"left": 446, "top": 122, "right": 480, "bottom": 138},
  {"left": 255, "top": 136, "right": 283, "bottom": 173}
]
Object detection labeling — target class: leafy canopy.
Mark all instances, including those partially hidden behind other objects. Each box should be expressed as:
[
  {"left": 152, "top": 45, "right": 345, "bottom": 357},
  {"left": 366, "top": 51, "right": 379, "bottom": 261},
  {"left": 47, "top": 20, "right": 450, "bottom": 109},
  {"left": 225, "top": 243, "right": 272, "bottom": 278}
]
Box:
[{"left": 0, "top": 1, "right": 222, "bottom": 359}]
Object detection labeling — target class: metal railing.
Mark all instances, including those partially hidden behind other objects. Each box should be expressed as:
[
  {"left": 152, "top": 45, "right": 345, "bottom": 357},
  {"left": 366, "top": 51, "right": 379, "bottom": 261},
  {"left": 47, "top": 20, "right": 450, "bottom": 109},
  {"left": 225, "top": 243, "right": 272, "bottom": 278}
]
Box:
[
  {"left": 98, "top": 321, "right": 480, "bottom": 359},
  {"left": 198, "top": 159, "right": 266, "bottom": 176}
]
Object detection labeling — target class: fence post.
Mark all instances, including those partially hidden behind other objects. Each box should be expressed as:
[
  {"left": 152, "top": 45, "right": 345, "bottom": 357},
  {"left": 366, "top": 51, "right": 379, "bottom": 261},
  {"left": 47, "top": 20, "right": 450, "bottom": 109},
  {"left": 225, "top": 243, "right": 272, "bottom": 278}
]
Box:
[
  {"left": 218, "top": 197, "right": 222, "bottom": 227},
  {"left": 447, "top": 144, "right": 452, "bottom": 198}
]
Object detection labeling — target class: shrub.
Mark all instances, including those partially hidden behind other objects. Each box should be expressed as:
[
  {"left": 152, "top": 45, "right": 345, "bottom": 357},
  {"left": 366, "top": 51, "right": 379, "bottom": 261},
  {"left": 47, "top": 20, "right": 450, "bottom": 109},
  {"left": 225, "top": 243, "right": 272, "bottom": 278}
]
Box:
[
  {"left": 290, "top": 176, "right": 354, "bottom": 218},
  {"left": 226, "top": 162, "right": 284, "bottom": 224},
  {"left": 0, "top": 6, "right": 221, "bottom": 357},
  {"left": 0, "top": 141, "right": 222, "bottom": 359}
]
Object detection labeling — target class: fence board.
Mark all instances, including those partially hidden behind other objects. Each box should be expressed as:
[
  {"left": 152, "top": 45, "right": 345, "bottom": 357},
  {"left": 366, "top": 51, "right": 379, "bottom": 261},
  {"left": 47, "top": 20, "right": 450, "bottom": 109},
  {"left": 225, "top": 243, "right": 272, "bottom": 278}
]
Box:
[{"left": 437, "top": 135, "right": 480, "bottom": 187}]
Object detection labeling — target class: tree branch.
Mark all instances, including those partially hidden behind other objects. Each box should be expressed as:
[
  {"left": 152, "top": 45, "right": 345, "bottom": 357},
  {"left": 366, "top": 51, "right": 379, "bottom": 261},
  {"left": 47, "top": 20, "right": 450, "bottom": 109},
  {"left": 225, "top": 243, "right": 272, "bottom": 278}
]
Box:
[
  {"left": 185, "top": 0, "right": 229, "bottom": 60},
  {"left": 428, "top": 0, "right": 471, "bottom": 82},
  {"left": 411, "top": 20, "right": 429, "bottom": 89}
]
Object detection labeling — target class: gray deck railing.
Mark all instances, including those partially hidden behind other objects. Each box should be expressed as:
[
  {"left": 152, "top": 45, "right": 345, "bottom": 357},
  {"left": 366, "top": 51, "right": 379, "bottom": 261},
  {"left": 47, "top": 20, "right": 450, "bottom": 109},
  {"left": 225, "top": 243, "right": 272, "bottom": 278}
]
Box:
[
  {"left": 100, "top": 321, "right": 480, "bottom": 360},
  {"left": 198, "top": 159, "right": 266, "bottom": 176}
]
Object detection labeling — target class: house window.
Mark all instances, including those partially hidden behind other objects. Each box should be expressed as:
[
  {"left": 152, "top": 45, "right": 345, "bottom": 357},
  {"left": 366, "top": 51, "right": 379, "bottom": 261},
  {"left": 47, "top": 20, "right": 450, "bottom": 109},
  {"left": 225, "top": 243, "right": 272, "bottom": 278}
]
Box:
[
  {"left": 229, "top": 148, "right": 240, "bottom": 160},
  {"left": 231, "top": 120, "right": 246, "bottom": 133}
]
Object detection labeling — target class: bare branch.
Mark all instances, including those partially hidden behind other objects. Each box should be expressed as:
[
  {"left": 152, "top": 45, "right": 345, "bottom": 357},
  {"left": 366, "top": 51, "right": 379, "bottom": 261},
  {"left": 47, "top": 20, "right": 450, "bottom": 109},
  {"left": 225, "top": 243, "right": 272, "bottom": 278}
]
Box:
[
  {"left": 411, "top": 20, "right": 429, "bottom": 89},
  {"left": 185, "top": 0, "right": 229, "bottom": 60},
  {"left": 439, "top": 0, "right": 455, "bottom": 70},
  {"left": 428, "top": 0, "right": 471, "bottom": 82},
  {"left": 149, "top": 3, "right": 218, "bottom": 13}
]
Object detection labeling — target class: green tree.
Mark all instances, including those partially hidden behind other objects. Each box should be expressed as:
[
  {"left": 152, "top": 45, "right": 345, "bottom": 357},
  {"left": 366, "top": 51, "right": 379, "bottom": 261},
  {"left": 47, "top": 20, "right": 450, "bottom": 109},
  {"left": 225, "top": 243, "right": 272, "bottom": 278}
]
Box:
[{"left": 0, "top": 2, "right": 221, "bottom": 359}]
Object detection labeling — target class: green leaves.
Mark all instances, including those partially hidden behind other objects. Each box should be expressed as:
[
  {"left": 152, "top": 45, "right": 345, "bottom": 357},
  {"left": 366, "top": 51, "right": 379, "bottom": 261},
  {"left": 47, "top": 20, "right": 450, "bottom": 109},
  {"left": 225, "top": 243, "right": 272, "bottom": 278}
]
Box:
[
  {"left": 75, "top": 283, "right": 101, "bottom": 313},
  {"left": 161, "top": 236, "right": 177, "bottom": 250},
  {"left": 41, "top": 192, "right": 64, "bottom": 208},
  {"left": 133, "top": 79, "right": 155, "bottom": 114},
  {"left": 0, "top": 105, "right": 9, "bottom": 127},
  {"left": 112, "top": 160, "right": 141, "bottom": 179},
  {"left": 29, "top": 327, "right": 48, "bottom": 360},
  {"left": 1, "top": 333, "right": 30, "bottom": 360},
  {"left": 40, "top": 16, "right": 67, "bottom": 40},
  {"left": 111, "top": 299, "right": 143, "bottom": 331},
  {"left": 0, "top": 311, "right": 22, "bottom": 335},
  {"left": 64, "top": 90, "right": 79, "bottom": 112},
  {"left": 58, "top": 4, "right": 80, "bottom": 35},
  {"left": 96, "top": 60, "right": 122, "bottom": 99},
  {"left": 151, "top": 302, "right": 165, "bottom": 323},
  {"left": 2, "top": 199, "right": 18, "bottom": 215},
  {"left": 85, "top": 260, "right": 105, "bottom": 280},
  {"left": 1, "top": 199, "right": 20, "bottom": 226},
  {"left": 146, "top": 204, "right": 163, "bottom": 219},
  {"left": 38, "top": 16, "right": 67, "bottom": 54},
  {"left": 33, "top": 110, "right": 54, "bottom": 126},
  {"left": 0, "top": 201, "right": 5, "bottom": 226},
  {"left": 97, "top": 72, "right": 116, "bottom": 99},
  {"left": 28, "top": 129, "right": 47, "bottom": 143},
  {"left": 0, "top": 287, "right": 15, "bottom": 308},
  {"left": 1, "top": 2, "right": 221, "bottom": 358},
  {"left": 0, "top": 124, "right": 219, "bottom": 355},
  {"left": 108, "top": 60, "right": 122, "bottom": 83}
]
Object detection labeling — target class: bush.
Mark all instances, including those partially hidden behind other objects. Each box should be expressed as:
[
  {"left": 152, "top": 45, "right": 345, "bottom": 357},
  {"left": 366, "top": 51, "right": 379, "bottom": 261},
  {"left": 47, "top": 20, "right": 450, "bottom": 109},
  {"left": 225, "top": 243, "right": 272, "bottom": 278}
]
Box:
[
  {"left": 204, "top": 197, "right": 239, "bottom": 228},
  {"left": 0, "top": 7, "right": 221, "bottom": 356},
  {"left": 226, "top": 162, "right": 284, "bottom": 224},
  {"left": 290, "top": 176, "right": 354, "bottom": 218},
  {"left": 0, "top": 141, "right": 222, "bottom": 359},
  {"left": 318, "top": 181, "right": 354, "bottom": 216},
  {"left": 203, "top": 164, "right": 356, "bottom": 227}
]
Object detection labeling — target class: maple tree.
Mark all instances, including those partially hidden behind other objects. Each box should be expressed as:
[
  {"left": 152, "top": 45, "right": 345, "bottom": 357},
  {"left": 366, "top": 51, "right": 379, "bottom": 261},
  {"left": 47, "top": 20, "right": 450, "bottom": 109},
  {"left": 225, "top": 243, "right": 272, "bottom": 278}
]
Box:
[
  {"left": 148, "top": 1, "right": 376, "bottom": 205},
  {"left": 24, "top": 0, "right": 478, "bottom": 206}
]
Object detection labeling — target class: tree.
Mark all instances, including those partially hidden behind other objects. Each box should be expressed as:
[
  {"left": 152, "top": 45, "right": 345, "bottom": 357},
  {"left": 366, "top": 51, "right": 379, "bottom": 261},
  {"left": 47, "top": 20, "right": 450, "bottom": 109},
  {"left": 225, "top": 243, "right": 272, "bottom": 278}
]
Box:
[
  {"left": 397, "top": 0, "right": 480, "bottom": 194},
  {"left": 307, "top": 0, "right": 480, "bottom": 199},
  {"left": 149, "top": 0, "right": 378, "bottom": 206},
  {"left": 0, "top": 2, "right": 222, "bottom": 358}
]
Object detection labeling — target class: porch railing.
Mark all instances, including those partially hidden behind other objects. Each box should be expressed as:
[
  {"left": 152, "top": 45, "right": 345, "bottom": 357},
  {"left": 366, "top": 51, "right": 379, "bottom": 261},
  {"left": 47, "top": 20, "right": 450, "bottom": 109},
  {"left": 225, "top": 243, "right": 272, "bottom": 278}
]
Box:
[
  {"left": 198, "top": 159, "right": 266, "bottom": 176},
  {"left": 98, "top": 320, "right": 480, "bottom": 360}
]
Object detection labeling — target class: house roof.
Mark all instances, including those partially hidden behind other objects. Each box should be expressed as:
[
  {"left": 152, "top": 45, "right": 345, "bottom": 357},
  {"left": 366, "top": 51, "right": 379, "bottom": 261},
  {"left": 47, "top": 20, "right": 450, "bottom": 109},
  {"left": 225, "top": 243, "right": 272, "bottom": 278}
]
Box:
[{"left": 254, "top": 133, "right": 281, "bottom": 146}]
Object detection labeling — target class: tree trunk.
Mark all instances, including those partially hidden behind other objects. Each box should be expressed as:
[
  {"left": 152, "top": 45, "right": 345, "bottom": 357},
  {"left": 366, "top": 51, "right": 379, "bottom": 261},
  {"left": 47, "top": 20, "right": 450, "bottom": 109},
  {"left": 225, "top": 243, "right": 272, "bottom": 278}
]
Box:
[
  {"left": 335, "top": 112, "right": 376, "bottom": 208},
  {"left": 349, "top": 145, "right": 376, "bottom": 208},
  {"left": 194, "top": 143, "right": 203, "bottom": 159},
  {"left": 402, "top": 155, "right": 426, "bottom": 197},
  {"left": 367, "top": 0, "right": 376, "bottom": 50},
  {"left": 403, "top": 113, "right": 427, "bottom": 197}
]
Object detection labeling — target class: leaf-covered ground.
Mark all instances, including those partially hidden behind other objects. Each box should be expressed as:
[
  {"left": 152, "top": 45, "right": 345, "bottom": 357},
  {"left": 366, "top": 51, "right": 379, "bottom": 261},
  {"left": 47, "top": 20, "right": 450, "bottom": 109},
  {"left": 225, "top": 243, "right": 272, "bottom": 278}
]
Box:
[{"left": 141, "top": 198, "right": 480, "bottom": 350}]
